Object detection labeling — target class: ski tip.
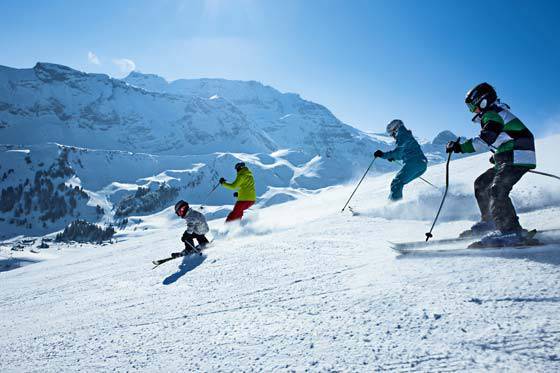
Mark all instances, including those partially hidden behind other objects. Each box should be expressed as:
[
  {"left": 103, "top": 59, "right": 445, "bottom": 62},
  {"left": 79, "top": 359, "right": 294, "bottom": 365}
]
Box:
[{"left": 388, "top": 243, "right": 405, "bottom": 254}]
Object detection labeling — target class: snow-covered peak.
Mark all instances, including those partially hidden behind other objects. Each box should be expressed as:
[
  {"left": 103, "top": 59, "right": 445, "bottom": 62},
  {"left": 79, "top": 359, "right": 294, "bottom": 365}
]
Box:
[
  {"left": 123, "top": 72, "right": 300, "bottom": 104},
  {"left": 0, "top": 63, "right": 275, "bottom": 155},
  {"left": 432, "top": 130, "right": 460, "bottom": 145},
  {"left": 123, "top": 71, "right": 169, "bottom": 92},
  {"left": 34, "top": 62, "right": 86, "bottom": 79}
]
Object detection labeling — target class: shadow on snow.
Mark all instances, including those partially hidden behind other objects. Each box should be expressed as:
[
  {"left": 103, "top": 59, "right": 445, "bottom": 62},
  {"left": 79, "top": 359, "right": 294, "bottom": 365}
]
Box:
[
  {"left": 0, "top": 258, "right": 40, "bottom": 272},
  {"left": 162, "top": 254, "right": 206, "bottom": 285}
]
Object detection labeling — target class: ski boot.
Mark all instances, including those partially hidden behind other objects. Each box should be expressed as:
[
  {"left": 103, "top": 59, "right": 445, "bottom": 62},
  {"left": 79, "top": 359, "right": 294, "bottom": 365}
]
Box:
[
  {"left": 171, "top": 251, "right": 185, "bottom": 258},
  {"left": 459, "top": 220, "right": 496, "bottom": 238},
  {"left": 469, "top": 229, "right": 539, "bottom": 248}
]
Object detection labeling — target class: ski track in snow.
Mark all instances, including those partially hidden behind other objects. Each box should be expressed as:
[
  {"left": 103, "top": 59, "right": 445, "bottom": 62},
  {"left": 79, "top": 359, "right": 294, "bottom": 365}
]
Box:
[{"left": 2, "top": 139, "right": 560, "bottom": 371}]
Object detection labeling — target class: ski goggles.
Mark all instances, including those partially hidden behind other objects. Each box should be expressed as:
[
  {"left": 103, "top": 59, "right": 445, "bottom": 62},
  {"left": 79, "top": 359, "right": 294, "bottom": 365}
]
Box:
[{"left": 466, "top": 102, "right": 477, "bottom": 112}]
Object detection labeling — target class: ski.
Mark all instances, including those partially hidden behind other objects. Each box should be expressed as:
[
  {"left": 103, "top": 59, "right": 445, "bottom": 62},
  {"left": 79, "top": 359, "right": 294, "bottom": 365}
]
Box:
[
  {"left": 392, "top": 236, "right": 560, "bottom": 256},
  {"left": 152, "top": 245, "right": 206, "bottom": 269},
  {"left": 391, "top": 229, "right": 560, "bottom": 255},
  {"left": 391, "top": 240, "right": 560, "bottom": 256},
  {"left": 152, "top": 256, "right": 180, "bottom": 268},
  {"left": 391, "top": 240, "right": 475, "bottom": 255},
  {"left": 348, "top": 206, "right": 360, "bottom": 216},
  {"left": 390, "top": 235, "right": 477, "bottom": 251},
  {"left": 391, "top": 228, "right": 560, "bottom": 251}
]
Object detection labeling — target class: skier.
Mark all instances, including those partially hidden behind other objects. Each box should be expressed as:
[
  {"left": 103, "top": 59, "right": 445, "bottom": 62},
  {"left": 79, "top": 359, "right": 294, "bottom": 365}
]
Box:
[
  {"left": 446, "top": 82, "right": 537, "bottom": 246},
  {"left": 219, "top": 162, "right": 256, "bottom": 222},
  {"left": 373, "top": 119, "right": 428, "bottom": 201},
  {"left": 174, "top": 200, "right": 210, "bottom": 255}
]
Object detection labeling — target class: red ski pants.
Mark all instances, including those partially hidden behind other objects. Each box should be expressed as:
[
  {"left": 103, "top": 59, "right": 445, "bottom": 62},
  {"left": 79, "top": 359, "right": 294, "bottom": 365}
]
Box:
[{"left": 226, "top": 201, "right": 254, "bottom": 222}]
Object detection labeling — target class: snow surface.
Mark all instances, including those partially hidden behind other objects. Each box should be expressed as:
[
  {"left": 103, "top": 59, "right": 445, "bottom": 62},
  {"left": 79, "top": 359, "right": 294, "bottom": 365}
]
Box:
[{"left": 2, "top": 135, "right": 560, "bottom": 371}]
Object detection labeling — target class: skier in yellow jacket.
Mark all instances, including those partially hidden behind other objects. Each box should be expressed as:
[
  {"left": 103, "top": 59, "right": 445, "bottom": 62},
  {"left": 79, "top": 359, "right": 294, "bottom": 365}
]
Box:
[{"left": 219, "top": 162, "right": 256, "bottom": 222}]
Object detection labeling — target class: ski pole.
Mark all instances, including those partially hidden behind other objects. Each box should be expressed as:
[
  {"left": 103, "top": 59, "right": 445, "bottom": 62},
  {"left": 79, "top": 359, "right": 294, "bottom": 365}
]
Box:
[
  {"left": 199, "top": 183, "right": 221, "bottom": 210},
  {"left": 207, "top": 182, "right": 221, "bottom": 196},
  {"left": 417, "top": 176, "right": 439, "bottom": 190},
  {"left": 341, "top": 157, "right": 377, "bottom": 212},
  {"left": 394, "top": 160, "right": 439, "bottom": 190},
  {"left": 425, "top": 139, "right": 458, "bottom": 241},
  {"left": 184, "top": 239, "right": 202, "bottom": 256},
  {"left": 488, "top": 147, "right": 560, "bottom": 181},
  {"left": 528, "top": 170, "right": 560, "bottom": 181}
]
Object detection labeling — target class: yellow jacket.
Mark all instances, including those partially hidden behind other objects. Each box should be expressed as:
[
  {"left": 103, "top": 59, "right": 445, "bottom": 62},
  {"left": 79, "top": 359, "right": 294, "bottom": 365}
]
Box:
[{"left": 221, "top": 167, "right": 256, "bottom": 201}]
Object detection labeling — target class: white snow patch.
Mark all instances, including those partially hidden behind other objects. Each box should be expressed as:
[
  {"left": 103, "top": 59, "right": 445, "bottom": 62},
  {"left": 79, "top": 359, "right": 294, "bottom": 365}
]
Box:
[
  {"left": 64, "top": 175, "right": 82, "bottom": 188},
  {"left": 6, "top": 149, "right": 30, "bottom": 154}
]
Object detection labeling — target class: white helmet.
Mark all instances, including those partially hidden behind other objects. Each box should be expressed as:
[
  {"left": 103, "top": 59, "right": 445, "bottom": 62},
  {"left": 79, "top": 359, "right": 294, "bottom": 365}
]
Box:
[{"left": 386, "top": 119, "right": 403, "bottom": 137}]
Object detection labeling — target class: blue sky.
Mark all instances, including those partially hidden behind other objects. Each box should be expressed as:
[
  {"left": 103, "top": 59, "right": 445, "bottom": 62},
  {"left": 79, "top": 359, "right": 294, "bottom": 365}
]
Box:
[{"left": 1, "top": 0, "right": 559, "bottom": 139}]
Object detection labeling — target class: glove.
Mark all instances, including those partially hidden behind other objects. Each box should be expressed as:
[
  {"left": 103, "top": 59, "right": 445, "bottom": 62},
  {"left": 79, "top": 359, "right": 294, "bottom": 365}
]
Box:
[
  {"left": 446, "top": 141, "right": 462, "bottom": 154},
  {"left": 374, "top": 150, "right": 384, "bottom": 158},
  {"left": 233, "top": 192, "right": 238, "bottom": 198},
  {"left": 219, "top": 177, "right": 226, "bottom": 184}
]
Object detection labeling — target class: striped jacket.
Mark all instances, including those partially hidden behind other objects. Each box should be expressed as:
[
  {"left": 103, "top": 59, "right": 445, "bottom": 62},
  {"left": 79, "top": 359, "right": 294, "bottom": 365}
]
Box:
[{"left": 460, "top": 103, "right": 536, "bottom": 168}]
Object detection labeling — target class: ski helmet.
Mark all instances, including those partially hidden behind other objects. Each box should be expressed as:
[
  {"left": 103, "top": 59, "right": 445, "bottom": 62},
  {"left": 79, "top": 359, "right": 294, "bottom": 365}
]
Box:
[
  {"left": 174, "top": 200, "right": 189, "bottom": 217},
  {"left": 465, "top": 82, "right": 497, "bottom": 113},
  {"left": 234, "top": 162, "right": 246, "bottom": 171},
  {"left": 386, "top": 119, "right": 403, "bottom": 137}
]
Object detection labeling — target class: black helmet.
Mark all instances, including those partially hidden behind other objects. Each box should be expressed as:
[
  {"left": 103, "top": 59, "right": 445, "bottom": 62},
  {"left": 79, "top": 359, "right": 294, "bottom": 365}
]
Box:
[
  {"left": 174, "top": 200, "right": 189, "bottom": 217},
  {"left": 465, "top": 82, "right": 497, "bottom": 113},
  {"left": 234, "top": 162, "right": 246, "bottom": 171},
  {"left": 386, "top": 119, "right": 404, "bottom": 137}
]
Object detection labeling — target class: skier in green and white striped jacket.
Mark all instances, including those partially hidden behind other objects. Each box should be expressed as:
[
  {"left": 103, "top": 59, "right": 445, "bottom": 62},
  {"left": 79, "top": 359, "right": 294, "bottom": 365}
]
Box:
[{"left": 446, "top": 82, "right": 536, "bottom": 246}]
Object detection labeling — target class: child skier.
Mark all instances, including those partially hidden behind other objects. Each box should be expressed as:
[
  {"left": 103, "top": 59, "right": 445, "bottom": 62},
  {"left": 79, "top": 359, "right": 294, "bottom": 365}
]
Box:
[
  {"left": 219, "top": 162, "right": 256, "bottom": 222},
  {"left": 174, "top": 200, "right": 210, "bottom": 254},
  {"left": 373, "top": 119, "right": 428, "bottom": 201},
  {"left": 446, "top": 82, "right": 536, "bottom": 246}
]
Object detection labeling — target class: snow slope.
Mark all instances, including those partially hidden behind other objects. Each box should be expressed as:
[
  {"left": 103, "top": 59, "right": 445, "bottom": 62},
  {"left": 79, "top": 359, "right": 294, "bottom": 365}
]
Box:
[{"left": 2, "top": 135, "right": 560, "bottom": 371}]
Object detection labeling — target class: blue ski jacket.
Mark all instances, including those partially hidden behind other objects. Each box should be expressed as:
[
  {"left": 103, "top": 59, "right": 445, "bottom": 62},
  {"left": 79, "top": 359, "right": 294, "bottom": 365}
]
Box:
[{"left": 381, "top": 126, "right": 427, "bottom": 164}]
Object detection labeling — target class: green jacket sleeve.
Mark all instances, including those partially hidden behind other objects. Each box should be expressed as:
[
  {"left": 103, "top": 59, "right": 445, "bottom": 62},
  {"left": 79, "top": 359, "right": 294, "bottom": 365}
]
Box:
[{"left": 460, "top": 139, "right": 476, "bottom": 153}]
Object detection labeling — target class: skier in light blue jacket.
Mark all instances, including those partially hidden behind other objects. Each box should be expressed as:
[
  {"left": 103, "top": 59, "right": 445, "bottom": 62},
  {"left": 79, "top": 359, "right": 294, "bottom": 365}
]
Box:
[{"left": 374, "top": 119, "right": 428, "bottom": 200}]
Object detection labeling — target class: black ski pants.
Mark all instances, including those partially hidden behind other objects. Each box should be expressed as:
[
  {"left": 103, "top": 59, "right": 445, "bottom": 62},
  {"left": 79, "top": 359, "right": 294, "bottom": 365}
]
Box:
[
  {"left": 181, "top": 231, "right": 209, "bottom": 250},
  {"left": 474, "top": 163, "right": 529, "bottom": 233}
]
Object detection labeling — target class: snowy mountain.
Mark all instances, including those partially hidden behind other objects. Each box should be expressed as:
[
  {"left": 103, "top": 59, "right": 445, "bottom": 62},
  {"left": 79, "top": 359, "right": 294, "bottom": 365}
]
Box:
[
  {"left": 124, "top": 71, "right": 375, "bottom": 158},
  {"left": 0, "top": 63, "right": 274, "bottom": 155},
  {"left": 2, "top": 135, "right": 559, "bottom": 371},
  {"left": 0, "top": 62, "right": 461, "bottom": 238}
]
